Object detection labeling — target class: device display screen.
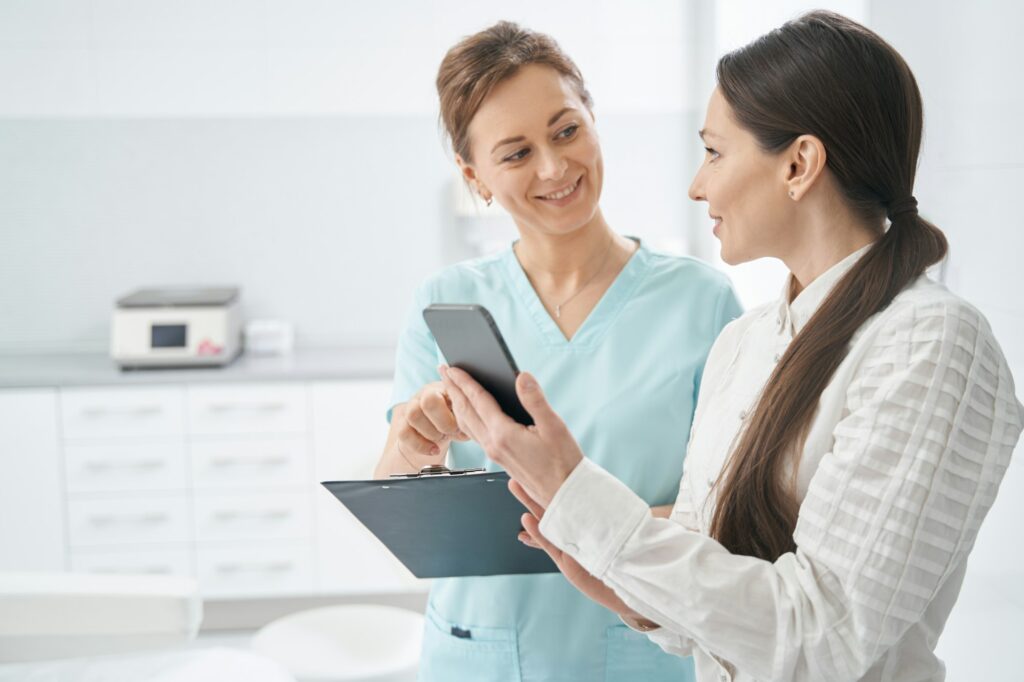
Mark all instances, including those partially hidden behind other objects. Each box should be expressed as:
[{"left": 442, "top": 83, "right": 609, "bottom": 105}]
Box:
[{"left": 151, "top": 324, "right": 187, "bottom": 348}]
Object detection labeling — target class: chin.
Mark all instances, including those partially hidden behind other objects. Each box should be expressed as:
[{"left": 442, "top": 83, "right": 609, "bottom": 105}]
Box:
[{"left": 718, "top": 243, "right": 748, "bottom": 266}]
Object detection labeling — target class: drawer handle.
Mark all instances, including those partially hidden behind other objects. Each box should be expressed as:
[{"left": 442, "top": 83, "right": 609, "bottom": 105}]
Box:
[
  {"left": 84, "top": 459, "right": 165, "bottom": 472},
  {"left": 81, "top": 406, "right": 163, "bottom": 418},
  {"left": 89, "top": 512, "right": 169, "bottom": 526},
  {"left": 92, "top": 565, "right": 171, "bottom": 575},
  {"left": 206, "top": 402, "right": 287, "bottom": 413},
  {"left": 212, "top": 509, "right": 292, "bottom": 522},
  {"left": 215, "top": 561, "right": 293, "bottom": 574},
  {"left": 209, "top": 455, "right": 289, "bottom": 468}
]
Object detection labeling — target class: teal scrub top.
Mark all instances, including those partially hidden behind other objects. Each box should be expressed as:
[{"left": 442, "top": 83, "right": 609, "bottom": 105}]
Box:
[{"left": 389, "top": 240, "right": 742, "bottom": 682}]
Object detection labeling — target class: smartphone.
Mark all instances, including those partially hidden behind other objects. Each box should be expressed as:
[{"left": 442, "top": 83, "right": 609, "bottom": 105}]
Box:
[{"left": 422, "top": 304, "right": 533, "bottom": 426}]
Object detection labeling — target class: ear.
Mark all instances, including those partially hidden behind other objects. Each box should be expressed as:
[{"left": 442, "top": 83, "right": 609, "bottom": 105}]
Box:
[
  {"left": 784, "top": 134, "right": 827, "bottom": 201},
  {"left": 455, "top": 153, "right": 490, "bottom": 201},
  {"left": 454, "top": 153, "right": 476, "bottom": 183}
]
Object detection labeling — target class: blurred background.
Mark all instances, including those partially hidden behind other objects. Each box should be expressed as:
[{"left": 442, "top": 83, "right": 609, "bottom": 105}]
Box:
[{"left": 0, "top": 0, "right": 1020, "bottom": 679}]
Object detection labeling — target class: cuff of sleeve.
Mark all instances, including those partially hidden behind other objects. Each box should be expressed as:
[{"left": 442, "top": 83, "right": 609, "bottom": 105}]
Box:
[
  {"left": 619, "top": 613, "right": 659, "bottom": 633},
  {"left": 539, "top": 458, "right": 651, "bottom": 579}
]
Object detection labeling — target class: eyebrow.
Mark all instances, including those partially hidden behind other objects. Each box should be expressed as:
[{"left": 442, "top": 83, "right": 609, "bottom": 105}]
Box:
[
  {"left": 491, "top": 135, "right": 526, "bottom": 154},
  {"left": 547, "top": 107, "right": 575, "bottom": 126},
  {"left": 490, "top": 108, "right": 580, "bottom": 155},
  {"left": 698, "top": 128, "right": 720, "bottom": 141}
]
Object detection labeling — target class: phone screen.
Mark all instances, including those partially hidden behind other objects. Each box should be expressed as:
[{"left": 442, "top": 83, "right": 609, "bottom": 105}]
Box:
[{"left": 423, "top": 304, "right": 533, "bottom": 426}]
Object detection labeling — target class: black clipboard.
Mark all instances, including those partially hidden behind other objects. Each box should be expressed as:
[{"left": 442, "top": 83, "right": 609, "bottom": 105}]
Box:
[{"left": 321, "top": 469, "right": 558, "bottom": 578}]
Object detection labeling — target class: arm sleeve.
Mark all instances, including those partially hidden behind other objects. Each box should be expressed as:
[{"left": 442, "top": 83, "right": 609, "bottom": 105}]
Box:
[
  {"left": 540, "top": 300, "right": 1023, "bottom": 680},
  {"left": 387, "top": 281, "right": 440, "bottom": 423}
]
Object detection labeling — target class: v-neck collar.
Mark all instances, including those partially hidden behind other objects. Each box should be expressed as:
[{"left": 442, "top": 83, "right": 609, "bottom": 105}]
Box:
[{"left": 499, "top": 237, "right": 650, "bottom": 350}]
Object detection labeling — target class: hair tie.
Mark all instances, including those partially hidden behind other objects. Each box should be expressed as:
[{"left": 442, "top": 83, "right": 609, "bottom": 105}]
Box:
[{"left": 887, "top": 195, "right": 918, "bottom": 220}]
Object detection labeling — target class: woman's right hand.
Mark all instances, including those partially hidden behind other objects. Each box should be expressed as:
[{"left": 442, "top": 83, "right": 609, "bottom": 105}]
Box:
[{"left": 375, "top": 381, "right": 470, "bottom": 477}]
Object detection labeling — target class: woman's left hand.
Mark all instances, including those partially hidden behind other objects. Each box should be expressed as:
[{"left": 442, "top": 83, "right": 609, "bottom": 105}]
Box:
[
  {"left": 440, "top": 365, "right": 582, "bottom": 508},
  {"left": 509, "top": 479, "right": 633, "bottom": 617}
]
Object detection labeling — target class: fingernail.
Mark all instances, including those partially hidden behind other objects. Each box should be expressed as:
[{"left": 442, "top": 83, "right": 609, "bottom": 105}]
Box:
[
  {"left": 431, "top": 445, "right": 440, "bottom": 456},
  {"left": 520, "top": 373, "right": 536, "bottom": 391}
]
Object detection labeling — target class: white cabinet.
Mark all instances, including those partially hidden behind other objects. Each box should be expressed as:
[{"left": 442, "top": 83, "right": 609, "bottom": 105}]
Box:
[
  {"left": 186, "top": 384, "right": 308, "bottom": 436},
  {"left": 197, "top": 543, "right": 315, "bottom": 599},
  {"left": 0, "top": 376, "right": 424, "bottom": 600},
  {"left": 64, "top": 441, "right": 188, "bottom": 493},
  {"left": 190, "top": 437, "right": 308, "bottom": 490},
  {"left": 60, "top": 387, "right": 185, "bottom": 439},
  {"left": 0, "top": 390, "right": 65, "bottom": 571},
  {"left": 67, "top": 495, "right": 192, "bottom": 547}
]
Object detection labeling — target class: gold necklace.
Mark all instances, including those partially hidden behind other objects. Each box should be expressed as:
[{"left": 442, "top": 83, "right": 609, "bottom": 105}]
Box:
[{"left": 545, "top": 234, "right": 616, "bottom": 319}]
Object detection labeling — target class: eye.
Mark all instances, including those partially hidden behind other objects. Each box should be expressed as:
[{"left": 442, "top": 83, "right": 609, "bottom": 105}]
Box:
[
  {"left": 503, "top": 148, "right": 530, "bottom": 163},
  {"left": 557, "top": 123, "right": 579, "bottom": 140},
  {"left": 704, "top": 146, "right": 720, "bottom": 162}
]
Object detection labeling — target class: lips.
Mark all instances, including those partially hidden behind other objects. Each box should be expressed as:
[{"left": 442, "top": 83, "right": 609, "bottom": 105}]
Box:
[{"left": 537, "top": 176, "right": 582, "bottom": 201}]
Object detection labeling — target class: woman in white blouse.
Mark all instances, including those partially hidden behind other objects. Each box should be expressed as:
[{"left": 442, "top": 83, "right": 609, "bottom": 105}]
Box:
[{"left": 439, "top": 10, "right": 1024, "bottom": 682}]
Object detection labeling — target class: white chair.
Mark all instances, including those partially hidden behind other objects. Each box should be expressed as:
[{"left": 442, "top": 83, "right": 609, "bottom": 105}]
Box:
[{"left": 251, "top": 604, "right": 424, "bottom": 682}]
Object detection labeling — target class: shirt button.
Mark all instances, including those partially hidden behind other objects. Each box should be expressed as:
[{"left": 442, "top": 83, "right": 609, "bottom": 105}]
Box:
[
  {"left": 773, "top": 353, "right": 781, "bottom": 363},
  {"left": 706, "top": 477, "right": 715, "bottom": 488},
  {"left": 739, "top": 409, "right": 748, "bottom": 420}
]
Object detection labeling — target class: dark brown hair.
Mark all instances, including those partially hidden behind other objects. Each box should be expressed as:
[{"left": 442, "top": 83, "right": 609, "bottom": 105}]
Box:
[
  {"left": 436, "top": 21, "right": 593, "bottom": 162},
  {"left": 709, "top": 11, "right": 948, "bottom": 561}
]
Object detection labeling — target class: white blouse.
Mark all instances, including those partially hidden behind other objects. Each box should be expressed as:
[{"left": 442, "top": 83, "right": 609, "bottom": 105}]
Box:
[{"left": 540, "top": 245, "right": 1024, "bottom": 681}]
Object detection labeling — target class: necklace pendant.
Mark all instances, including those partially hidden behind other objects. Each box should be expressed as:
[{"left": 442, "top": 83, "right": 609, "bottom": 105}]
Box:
[{"left": 555, "top": 305, "right": 562, "bottom": 319}]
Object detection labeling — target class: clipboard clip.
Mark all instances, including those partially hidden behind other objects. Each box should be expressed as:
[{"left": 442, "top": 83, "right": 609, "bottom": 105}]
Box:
[{"left": 389, "top": 464, "right": 487, "bottom": 479}]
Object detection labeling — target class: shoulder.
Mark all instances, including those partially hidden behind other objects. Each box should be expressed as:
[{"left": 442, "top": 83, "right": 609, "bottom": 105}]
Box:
[
  {"left": 413, "top": 249, "right": 510, "bottom": 301},
  {"left": 852, "top": 277, "right": 1017, "bottom": 392},
  {"left": 641, "top": 246, "right": 735, "bottom": 292},
  {"left": 872, "top": 278, "right": 992, "bottom": 348}
]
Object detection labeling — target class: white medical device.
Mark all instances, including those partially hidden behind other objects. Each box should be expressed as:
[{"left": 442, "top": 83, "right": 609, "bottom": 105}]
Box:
[{"left": 110, "top": 287, "right": 242, "bottom": 369}]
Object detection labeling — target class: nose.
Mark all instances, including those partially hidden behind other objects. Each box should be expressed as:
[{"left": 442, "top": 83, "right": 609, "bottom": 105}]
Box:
[
  {"left": 688, "top": 165, "right": 706, "bottom": 203},
  {"left": 537, "top": 146, "right": 568, "bottom": 183}
]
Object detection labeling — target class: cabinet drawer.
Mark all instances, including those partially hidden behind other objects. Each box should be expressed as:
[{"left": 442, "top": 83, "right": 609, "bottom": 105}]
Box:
[
  {"left": 190, "top": 437, "right": 309, "bottom": 490},
  {"left": 71, "top": 546, "right": 193, "bottom": 577},
  {"left": 194, "top": 492, "right": 311, "bottom": 543},
  {"left": 198, "top": 544, "right": 313, "bottom": 598},
  {"left": 186, "top": 383, "right": 308, "bottom": 436},
  {"left": 60, "top": 387, "right": 185, "bottom": 439},
  {"left": 65, "top": 441, "right": 187, "bottom": 493},
  {"left": 67, "top": 496, "right": 192, "bottom": 547}
]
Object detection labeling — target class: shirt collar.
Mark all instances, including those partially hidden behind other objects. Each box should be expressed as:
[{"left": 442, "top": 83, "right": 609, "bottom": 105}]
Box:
[{"left": 776, "top": 242, "right": 875, "bottom": 336}]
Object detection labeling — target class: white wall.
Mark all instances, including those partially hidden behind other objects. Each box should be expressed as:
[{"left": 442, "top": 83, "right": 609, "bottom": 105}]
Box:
[
  {"left": 870, "top": 2, "right": 1024, "bottom": 678},
  {"left": 0, "top": 0, "right": 696, "bottom": 353}
]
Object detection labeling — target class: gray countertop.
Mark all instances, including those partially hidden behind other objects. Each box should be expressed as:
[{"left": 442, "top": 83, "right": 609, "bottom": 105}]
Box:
[{"left": 0, "top": 347, "right": 396, "bottom": 389}]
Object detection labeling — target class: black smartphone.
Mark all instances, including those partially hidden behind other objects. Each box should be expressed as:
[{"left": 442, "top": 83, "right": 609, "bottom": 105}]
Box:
[{"left": 422, "top": 304, "right": 533, "bottom": 426}]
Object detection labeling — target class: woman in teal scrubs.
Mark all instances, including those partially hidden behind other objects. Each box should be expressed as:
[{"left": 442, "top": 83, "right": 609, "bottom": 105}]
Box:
[{"left": 372, "top": 22, "right": 741, "bottom": 682}]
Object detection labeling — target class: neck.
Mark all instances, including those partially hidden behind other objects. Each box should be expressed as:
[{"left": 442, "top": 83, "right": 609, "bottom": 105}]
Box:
[
  {"left": 783, "top": 198, "right": 880, "bottom": 299},
  {"left": 514, "top": 210, "right": 621, "bottom": 288}
]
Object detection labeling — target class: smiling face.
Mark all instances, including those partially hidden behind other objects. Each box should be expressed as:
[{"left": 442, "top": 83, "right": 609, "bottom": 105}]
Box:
[
  {"left": 459, "top": 64, "right": 604, "bottom": 237},
  {"left": 688, "top": 88, "right": 796, "bottom": 265}
]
